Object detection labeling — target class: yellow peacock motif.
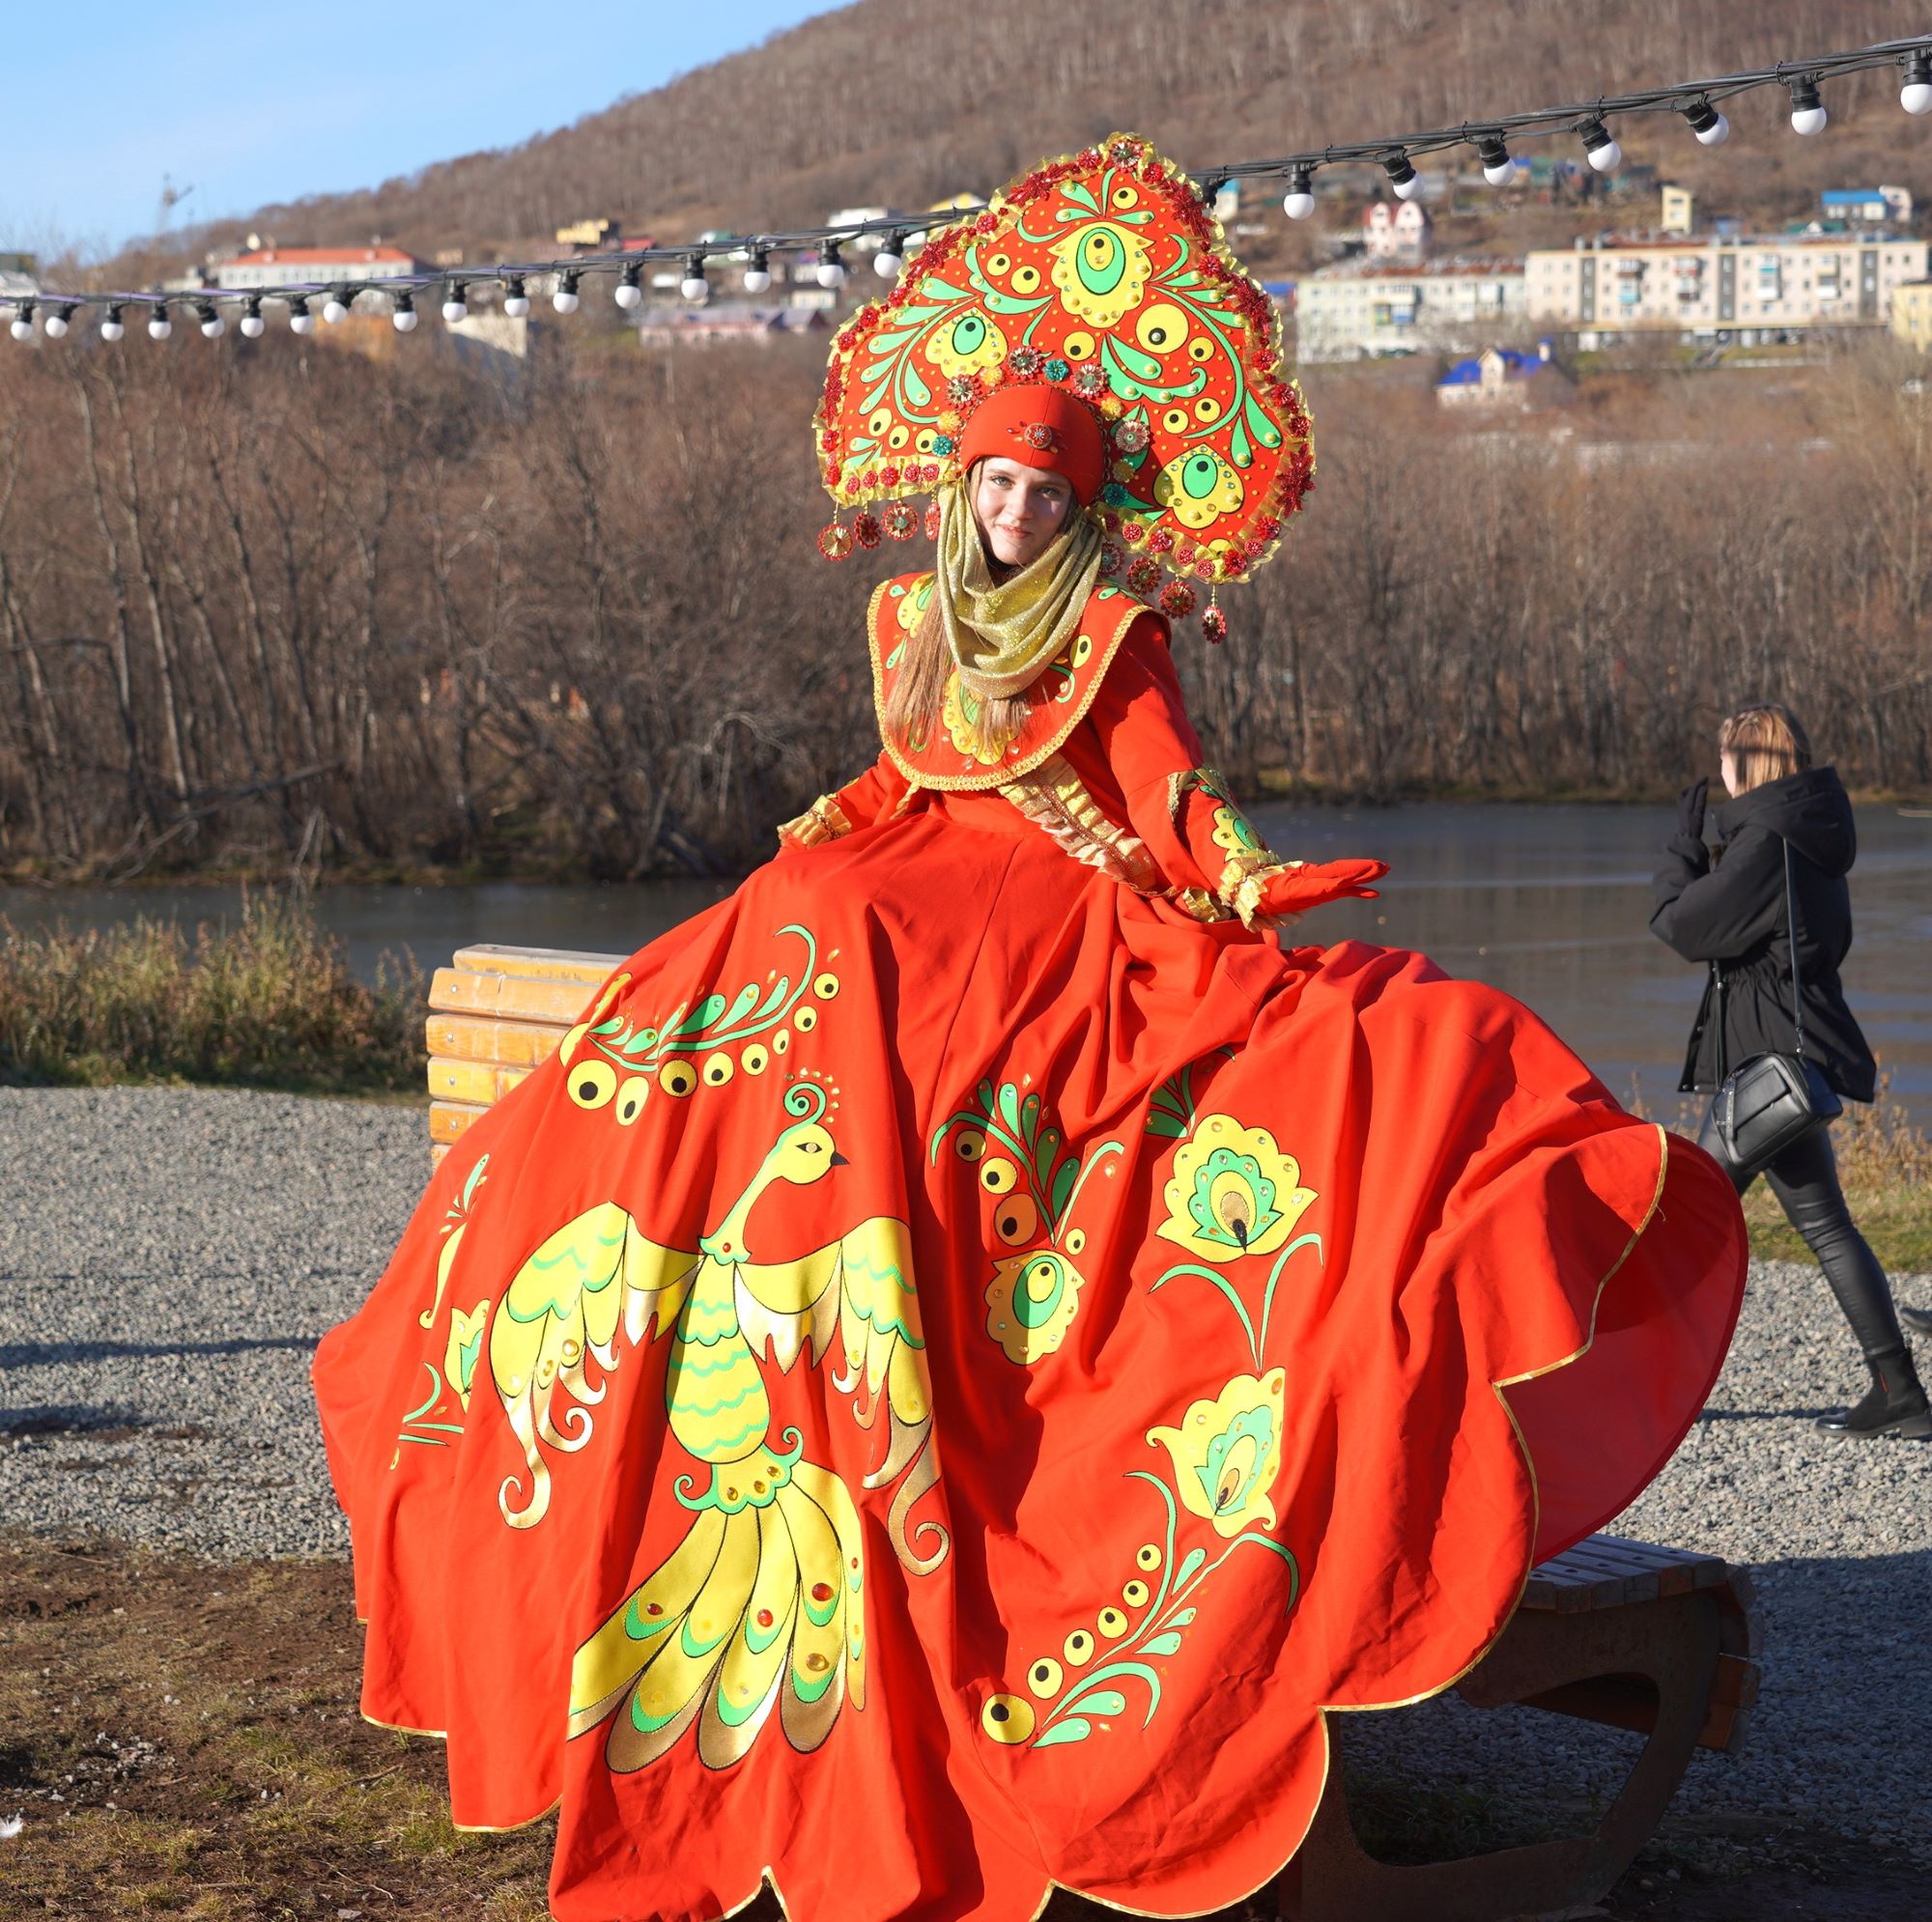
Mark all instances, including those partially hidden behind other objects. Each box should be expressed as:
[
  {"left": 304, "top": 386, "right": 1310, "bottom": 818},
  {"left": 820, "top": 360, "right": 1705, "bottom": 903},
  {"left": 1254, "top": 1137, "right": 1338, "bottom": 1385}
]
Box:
[{"left": 485, "top": 1078, "right": 945, "bottom": 1773}]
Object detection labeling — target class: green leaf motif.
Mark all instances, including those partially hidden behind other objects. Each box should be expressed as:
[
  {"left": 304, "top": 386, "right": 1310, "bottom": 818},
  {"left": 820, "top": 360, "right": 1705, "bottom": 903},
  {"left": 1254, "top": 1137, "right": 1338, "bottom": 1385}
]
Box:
[
  {"left": 1033, "top": 1718, "right": 1092, "bottom": 1747},
  {"left": 1142, "top": 1632, "right": 1183, "bottom": 1657}
]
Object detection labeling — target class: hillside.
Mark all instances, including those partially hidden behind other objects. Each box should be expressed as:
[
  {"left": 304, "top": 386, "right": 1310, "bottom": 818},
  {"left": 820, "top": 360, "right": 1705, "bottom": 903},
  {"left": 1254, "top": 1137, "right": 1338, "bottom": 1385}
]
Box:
[{"left": 128, "top": 0, "right": 1932, "bottom": 280}]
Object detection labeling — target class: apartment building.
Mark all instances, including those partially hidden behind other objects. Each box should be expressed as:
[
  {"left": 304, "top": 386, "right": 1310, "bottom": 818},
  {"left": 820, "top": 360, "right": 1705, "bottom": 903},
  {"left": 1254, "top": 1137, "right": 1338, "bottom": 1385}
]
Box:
[
  {"left": 1526, "top": 234, "right": 1931, "bottom": 347},
  {"left": 1890, "top": 280, "right": 1932, "bottom": 351},
  {"left": 1294, "top": 258, "right": 1525, "bottom": 362},
  {"left": 215, "top": 245, "right": 426, "bottom": 296}
]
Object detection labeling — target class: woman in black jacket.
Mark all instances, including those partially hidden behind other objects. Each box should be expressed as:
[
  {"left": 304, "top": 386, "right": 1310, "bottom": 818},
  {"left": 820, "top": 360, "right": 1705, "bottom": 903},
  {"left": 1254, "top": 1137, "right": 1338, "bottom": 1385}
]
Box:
[{"left": 1652, "top": 702, "right": 1929, "bottom": 1440}]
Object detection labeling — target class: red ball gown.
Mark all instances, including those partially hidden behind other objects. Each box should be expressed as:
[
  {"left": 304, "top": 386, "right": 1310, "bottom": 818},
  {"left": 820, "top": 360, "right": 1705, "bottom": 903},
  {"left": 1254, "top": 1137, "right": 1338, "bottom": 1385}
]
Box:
[{"left": 314, "top": 573, "right": 1747, "bottom": 1922}]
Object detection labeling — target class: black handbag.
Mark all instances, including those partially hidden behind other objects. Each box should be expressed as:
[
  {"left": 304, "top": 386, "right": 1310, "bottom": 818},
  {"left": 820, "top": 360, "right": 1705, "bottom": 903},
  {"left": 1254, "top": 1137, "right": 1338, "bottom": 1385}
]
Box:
[{"left": 1713, "top": 836, "right": 1842, "bottom": 1177}]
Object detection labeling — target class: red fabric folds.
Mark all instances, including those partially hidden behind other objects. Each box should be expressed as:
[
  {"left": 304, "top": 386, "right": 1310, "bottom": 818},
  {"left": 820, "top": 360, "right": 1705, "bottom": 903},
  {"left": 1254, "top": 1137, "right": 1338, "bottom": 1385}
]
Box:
[{"left": 316, "top": 778, "right": 1745, "bottom": 1922}]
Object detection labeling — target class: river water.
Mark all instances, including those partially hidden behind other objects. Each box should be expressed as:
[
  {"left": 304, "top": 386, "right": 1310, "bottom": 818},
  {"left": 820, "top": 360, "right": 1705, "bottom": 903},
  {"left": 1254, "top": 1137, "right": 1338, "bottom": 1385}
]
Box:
[{"left": 6, "top": 802, "right": 1928, "bottom": 1124}]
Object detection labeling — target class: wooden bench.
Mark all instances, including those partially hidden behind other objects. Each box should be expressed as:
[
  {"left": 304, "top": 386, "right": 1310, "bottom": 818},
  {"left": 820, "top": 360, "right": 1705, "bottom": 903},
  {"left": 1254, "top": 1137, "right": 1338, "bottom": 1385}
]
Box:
[{"left": 426, "top": 944, "right": 1760, "bottom": 1922}]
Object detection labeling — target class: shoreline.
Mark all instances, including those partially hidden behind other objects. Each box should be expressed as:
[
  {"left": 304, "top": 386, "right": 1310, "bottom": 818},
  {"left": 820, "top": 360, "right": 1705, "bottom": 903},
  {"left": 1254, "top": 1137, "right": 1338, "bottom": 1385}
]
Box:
[{"left": 6, "top": 790, "right": 1928, "bottom": 894}]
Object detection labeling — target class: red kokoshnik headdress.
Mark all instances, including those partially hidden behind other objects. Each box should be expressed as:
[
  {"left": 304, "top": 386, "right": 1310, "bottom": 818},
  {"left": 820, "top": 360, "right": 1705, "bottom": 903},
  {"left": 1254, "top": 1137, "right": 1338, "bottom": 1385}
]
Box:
[{"left": 812, "top": 131, "right": 1316, "bottom": 640}]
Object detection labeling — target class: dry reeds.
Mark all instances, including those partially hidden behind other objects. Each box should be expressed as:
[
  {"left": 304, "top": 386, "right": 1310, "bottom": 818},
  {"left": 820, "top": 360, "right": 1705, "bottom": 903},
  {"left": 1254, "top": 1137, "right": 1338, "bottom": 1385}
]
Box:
[{"left": 0, "top": 895, "right": 424, "bottom": 1094}]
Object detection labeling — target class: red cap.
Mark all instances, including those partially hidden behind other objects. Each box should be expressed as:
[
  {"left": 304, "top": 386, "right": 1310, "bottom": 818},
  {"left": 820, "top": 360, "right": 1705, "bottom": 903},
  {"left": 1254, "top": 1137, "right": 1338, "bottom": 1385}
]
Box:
[{"left": 956, "top": 383, "right": 1107, "bottom": 505}]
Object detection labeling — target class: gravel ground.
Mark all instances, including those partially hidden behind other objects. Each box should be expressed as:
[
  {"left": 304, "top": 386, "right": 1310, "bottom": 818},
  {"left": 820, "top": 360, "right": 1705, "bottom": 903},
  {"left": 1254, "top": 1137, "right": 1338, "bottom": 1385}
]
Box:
[{"left": 3, "top": 1086, "right": 1929, "bottom": 1872}]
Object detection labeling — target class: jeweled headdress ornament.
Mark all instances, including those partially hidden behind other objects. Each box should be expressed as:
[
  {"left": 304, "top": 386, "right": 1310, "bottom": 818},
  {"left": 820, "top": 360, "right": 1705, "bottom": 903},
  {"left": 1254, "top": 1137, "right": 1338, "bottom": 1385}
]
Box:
[{"left": 813, "top": 131, "right": 1315, "bottom": 637}]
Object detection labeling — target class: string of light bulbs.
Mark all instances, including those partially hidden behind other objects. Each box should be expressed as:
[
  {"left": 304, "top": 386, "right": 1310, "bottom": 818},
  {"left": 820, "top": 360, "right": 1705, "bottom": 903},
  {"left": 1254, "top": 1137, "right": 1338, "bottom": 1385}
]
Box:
[{"left": 9, "top": 33, "right": 1932, "bottom": 346}]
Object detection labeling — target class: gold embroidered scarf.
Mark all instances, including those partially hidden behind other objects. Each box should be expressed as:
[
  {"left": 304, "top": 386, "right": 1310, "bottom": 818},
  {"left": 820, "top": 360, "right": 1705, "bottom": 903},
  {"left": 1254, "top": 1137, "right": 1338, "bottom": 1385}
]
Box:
[{"left": 934, "top": 479, "right": 1104, "bottom": 701}]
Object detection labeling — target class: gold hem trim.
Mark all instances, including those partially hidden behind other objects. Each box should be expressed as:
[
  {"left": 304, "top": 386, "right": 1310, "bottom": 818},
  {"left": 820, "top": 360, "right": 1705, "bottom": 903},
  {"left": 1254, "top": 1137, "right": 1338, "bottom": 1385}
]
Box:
[
  {"left": 451, "top": 1794, "right": 561, "bottom": 1835},
  {"left": 359, "top": 1710, "right": 447, "bottom": 1738},
  {"left": 354, "top": 1128, "right": 1674, "bottom": 1917},
  {"left": 1323, "top": 1121, "right": 1673, "bottom": 1722},
  {"left": 1006, "top": 1128, "right": 1669, "bottom": 1921}
]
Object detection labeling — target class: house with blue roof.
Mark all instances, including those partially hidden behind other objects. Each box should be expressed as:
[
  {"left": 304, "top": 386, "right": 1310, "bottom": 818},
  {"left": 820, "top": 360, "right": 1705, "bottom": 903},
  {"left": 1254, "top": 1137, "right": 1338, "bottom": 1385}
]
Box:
[{"left": 1435, "top": 341, "right": 1574, "bottom": 409}]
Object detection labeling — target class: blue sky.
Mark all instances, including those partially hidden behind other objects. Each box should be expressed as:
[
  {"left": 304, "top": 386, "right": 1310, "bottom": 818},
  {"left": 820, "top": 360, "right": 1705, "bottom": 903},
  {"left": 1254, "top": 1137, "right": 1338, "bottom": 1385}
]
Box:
[{"left": 5, "top": 3, "right": 837, "bottom": 258}]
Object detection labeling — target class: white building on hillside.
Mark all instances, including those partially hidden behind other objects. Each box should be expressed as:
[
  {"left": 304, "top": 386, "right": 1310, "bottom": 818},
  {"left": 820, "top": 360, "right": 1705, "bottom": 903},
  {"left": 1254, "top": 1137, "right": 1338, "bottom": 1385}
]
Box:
[
  {"left": 215, "top": 245, "right": 426, "bottom": 297},
  {"left": 1362, "top": 200, "right": 1433, "bottom": 262},
  {"left": 1527, "top": 234, "right": 1931, "bottom": 346},
  {"left": 1295, "top": 258, "right": 1524, "bottom": 362}
]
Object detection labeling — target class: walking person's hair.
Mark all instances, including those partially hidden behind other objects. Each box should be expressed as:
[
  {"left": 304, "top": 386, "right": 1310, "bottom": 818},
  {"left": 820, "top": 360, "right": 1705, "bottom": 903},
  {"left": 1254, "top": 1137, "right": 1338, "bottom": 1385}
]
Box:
[{"left": 1719, "top": 703, "right": 1812, "bottom": 795}]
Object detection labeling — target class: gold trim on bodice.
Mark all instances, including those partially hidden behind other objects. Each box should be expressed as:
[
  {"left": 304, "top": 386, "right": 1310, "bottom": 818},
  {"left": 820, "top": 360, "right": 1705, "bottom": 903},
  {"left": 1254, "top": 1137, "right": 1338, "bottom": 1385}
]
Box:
[{"left": 869, "top": 574, "right": 1157, "bottom": 793}]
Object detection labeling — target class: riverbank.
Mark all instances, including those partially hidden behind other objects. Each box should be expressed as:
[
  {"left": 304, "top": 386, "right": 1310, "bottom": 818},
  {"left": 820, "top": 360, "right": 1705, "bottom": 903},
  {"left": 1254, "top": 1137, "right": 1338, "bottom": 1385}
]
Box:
[
  {"left": 0, "top": 898, "right": 423, "bottom": 1097},
  {"left": 1, "top": 1086, "right": 1927, "bottom": 1922}
]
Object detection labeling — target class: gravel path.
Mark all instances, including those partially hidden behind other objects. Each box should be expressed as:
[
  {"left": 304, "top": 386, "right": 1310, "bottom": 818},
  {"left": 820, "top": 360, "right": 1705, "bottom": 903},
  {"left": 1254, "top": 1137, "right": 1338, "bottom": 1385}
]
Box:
[{"left": 3, "top": 1087, "right": 1928, "bottom": 1866}]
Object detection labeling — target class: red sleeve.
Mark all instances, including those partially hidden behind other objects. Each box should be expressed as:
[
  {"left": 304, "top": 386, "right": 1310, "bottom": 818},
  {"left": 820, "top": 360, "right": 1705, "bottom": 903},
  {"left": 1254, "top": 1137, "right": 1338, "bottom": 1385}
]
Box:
[
  {"left": 777, "top": 751, "right": 913, "bottom": 854},
  {"left": 1086, "top": 619, "right": 1386, "bottom": 923}
]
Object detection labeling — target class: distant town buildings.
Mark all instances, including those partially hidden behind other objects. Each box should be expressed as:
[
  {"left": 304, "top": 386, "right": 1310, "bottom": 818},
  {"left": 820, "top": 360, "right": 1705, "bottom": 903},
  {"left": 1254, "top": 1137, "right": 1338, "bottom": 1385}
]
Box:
[
  {"left": 0, "top": 250, "right": 36, "bottom": 306},
  {"left": 1526, "top": 233, "right": 1930, "bottom": 347},
  {"left": 1661, "top": 186, "right": 1695, "bottom": 236},
  {"left": 216, "top": 245, "right": 426, "bottom": 297},
  {"left": 1889, "top": 281, "right": 1932, "bottom": 352},
  {"left": 636, "top": 305, "right": 832, "bottom": 348},
  {"left": 1294, "top": 258, "right": 1524, "bottom": 361},
  {"left": 1435, "top": 342, "right": 1574, "bottom": 409},
  {"left": 1361, "top": 200, "right": 1432, "bottom": 262},
  {"left": 1820, "top": 186, "right": 1912, "bottom": 227}
]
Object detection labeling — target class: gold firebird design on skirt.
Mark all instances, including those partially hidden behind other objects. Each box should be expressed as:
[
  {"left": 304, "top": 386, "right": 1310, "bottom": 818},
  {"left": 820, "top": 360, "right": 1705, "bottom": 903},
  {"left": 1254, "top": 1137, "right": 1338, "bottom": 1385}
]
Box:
[{"left": 484, "top": 1078, "right": 946, "bottom": 1772}]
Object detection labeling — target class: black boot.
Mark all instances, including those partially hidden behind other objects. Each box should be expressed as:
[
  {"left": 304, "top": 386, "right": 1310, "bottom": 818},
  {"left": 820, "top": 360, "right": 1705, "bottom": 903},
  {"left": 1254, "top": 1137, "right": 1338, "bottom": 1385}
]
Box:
[{"left": 1815, "top": 1348, "right": 1932, "bottom": 1439}]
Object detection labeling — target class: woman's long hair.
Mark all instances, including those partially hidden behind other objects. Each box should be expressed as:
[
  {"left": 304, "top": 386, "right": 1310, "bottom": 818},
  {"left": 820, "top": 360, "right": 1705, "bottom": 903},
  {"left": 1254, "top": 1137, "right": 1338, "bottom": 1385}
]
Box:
[
  {"left": 1719, "top": 703, "right": 1812, "bottom": 795},
  {"left": 880, "top": 466, "right": 1033, "bottom": 758}
]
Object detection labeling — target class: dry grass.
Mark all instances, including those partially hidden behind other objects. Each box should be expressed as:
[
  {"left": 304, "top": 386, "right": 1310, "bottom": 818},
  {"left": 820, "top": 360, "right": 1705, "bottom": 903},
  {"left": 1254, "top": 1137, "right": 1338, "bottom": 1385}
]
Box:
[
  {"left": 0, "top": 895, "right": 425, "bottom": 1097},
  {"left": 1633, "top": 1077, "right": 1932, "bottom": 1273}
]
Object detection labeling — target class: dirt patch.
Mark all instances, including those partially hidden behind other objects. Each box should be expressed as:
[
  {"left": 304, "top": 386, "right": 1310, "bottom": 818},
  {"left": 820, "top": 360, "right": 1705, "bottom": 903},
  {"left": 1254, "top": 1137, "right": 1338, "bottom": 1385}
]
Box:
[{"left": 1, "top": 1533, "right": 1920, "bottom": 1921}]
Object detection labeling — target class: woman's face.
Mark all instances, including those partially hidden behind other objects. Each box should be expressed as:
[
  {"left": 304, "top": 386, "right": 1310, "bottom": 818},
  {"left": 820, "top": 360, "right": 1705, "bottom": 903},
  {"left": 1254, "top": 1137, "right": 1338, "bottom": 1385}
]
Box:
[
  {"left": 971, "top": 458, "right": 1074, "bottom": 570},
  {"left": 1719, "top": 749, "right": 1744, "bottom": 799}
]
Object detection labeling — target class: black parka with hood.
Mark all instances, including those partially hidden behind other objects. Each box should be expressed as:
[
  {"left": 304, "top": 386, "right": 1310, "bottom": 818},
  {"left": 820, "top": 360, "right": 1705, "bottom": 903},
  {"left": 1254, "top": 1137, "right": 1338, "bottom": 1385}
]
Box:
[{"left": 1650, "top": 766, "right": 1877, "bottom": 1102}]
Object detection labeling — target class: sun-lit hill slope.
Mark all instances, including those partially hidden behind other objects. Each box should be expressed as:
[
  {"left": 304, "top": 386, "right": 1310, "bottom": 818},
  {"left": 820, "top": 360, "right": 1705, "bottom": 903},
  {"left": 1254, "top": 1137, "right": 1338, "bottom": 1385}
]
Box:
[{"left": 136, "top": 0, "right": 1932, "bottom": 276}]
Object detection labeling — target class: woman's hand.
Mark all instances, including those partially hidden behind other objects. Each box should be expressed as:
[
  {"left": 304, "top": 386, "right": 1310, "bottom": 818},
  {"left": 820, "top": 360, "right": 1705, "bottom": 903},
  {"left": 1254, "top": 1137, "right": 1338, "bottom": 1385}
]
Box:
[
  {"left": 1676, "top": 777, "right": 1709, "bottom": 841},
  {"left": 1250, "top": 858, "right": 1390, "bottom": 923}
]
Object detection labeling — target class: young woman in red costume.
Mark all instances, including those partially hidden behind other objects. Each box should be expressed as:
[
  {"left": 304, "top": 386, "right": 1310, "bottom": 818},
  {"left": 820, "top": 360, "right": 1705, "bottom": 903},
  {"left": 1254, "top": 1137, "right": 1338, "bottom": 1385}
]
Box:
[{"left": 315, "top": 135, "right": 1747, "bottom": 1922}]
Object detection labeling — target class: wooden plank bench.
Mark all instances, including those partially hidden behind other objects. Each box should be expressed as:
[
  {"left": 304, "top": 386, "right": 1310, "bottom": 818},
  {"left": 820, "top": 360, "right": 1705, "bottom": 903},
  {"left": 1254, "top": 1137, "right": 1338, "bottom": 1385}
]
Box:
[{"left": 427, "top": 944, "right": 1760, "bottom": 1922}]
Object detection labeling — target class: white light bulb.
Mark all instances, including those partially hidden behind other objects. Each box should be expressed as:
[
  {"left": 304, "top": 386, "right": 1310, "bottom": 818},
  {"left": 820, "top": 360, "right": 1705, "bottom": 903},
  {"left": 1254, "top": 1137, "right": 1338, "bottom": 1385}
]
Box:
[
  {"left": 680, "top": 273, "right": 709, "bottom": 301},
  {"left": 392, "top": 307, "right": 417, "bottom": 332},
  {"left": 240, "top": 313, "right": 266, "bottom": 338},
  {"left": 1587, "top": 136, "right": 1622, "bottom": 174},
  {"left": 1695, "top": 111, "right": 1730, "bottom": 146},
  {"left": 1484, "top": 156, "right": 1518, "bottom": 186},
  {"left": 1791, "top": 104, "right": 1828, "bottom": 135},
  {"left": 44, "top": 312, "right": 69, "bottom": 339},
  {"left": 290, "top": 312, "right": 314, "bottom": 335},
  {"left": 9, "top": 318, "right": 30, "bottom": 342},
  {"left": 324, "top": 296, "right": 350, "bottom": 324},
  {"left": 503, "top": 293, "right": 530, "bottom": 318},
  {"left": 1392, "top": 173, "right": 1424, "bottom": 202},
  {"left": 614, "top": 279, "right": 642, "bottom": 309},
  {"left": 553, "top": 282, "right": 580, "bottom": 314},
  {"left": 101, "top": 319, "right": 125, "bottom": 342},
  {"left": 201, "top": 314, "right": 225, "bottom": 338},
  {"left": 148, "top": 312, "right": 171, "bottom": 340},
  {"left": 1283, "top": 188, "right": 1315, "bottom": 219},
  {"left": 817, "top": 258, "right": 847, "bottom": 289},
  {"left": 742, "top": 266, "right": 772, "bottom": 293},
  {"left": 441, "top": 297, "right": 468, "bottom": 323},
  {"left": 1906, "top": 82, "right": 1932, "bottom": 115},
  {"left": 872, "top": 247, "right": 902, "bottom": 279}
]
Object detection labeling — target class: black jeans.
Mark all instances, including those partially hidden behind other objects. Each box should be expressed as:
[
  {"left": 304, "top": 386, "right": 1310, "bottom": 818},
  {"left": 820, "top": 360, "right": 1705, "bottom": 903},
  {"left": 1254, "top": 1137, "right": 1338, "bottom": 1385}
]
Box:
[{"left": 1696, "top": 1107, "right": 1905, "bottom": 1360}]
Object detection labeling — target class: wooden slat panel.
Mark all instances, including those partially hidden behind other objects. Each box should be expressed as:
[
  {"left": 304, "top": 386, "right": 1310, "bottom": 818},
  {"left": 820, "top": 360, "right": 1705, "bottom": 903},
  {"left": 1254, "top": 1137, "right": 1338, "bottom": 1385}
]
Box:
[
  {"left": 425, "top": 1011, "right": 567, "bottom": 1066},
  {"left": 427, "top": 1058, "right": 532, "bottom": 1105},
  {"left": 1521, "top": 1534, "right": 1731, "bottom": 1613},
  {"left": 428, "top": 967, "right": 600, "bottom": 1025},
  {"left": 451, "top": 943, "right": 624, "bottom": 982},
  {"left": 430, "top": 1098, "right": 487, "bottom": 1145}
]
